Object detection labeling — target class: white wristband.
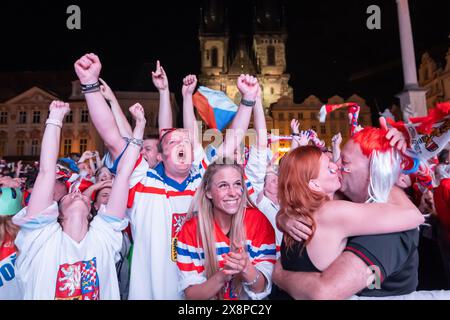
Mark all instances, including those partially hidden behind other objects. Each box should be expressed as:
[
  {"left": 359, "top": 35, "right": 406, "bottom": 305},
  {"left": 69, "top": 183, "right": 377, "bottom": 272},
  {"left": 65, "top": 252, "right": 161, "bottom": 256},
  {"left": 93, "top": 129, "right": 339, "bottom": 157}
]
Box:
[{"left": 46, "top": 119, "right": 63, "bottom": 129}]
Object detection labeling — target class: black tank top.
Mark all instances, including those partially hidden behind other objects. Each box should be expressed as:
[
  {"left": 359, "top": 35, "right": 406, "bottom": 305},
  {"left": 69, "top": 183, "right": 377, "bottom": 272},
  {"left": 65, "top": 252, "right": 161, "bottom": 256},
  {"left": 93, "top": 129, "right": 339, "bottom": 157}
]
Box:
[{"left": 270, "top": 239, "right": 320, "bottom": 300}]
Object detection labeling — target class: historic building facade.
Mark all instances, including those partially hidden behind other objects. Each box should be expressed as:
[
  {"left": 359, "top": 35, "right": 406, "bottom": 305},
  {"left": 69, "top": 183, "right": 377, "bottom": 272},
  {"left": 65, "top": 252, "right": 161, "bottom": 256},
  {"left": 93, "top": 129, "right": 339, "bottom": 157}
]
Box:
[
  {"left": 418, "top": 45, "right": 450, "bottom": 110},
  {"left": 198, "top": 0, "right": 372, "bottom": 153},
  {"left": 0, "top": 82, "right": 177, "bottom": 160}
]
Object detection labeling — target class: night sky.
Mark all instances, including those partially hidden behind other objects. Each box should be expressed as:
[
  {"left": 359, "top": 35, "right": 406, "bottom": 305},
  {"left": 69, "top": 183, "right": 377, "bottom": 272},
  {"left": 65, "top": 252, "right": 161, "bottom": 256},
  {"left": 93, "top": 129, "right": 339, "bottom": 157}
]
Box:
[{"left": 0, "top": 0, "right": 449, "bottom": 114}]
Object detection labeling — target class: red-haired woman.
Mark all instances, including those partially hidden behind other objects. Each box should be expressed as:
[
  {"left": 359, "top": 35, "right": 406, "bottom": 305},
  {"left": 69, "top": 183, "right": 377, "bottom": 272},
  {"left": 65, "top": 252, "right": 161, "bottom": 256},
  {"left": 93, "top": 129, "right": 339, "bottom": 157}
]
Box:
[{"left": 272, "top": 144, "right": 424, "bottom": 299}]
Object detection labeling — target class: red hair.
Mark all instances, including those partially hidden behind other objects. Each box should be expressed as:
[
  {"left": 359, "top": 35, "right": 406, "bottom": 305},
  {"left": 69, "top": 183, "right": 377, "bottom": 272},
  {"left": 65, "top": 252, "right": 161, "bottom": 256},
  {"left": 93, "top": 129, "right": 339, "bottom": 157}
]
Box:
[
  {"left": 352, "top": 127, "right": 391, "bottom": 158},
  {"left": 278, "top": 146, "right": 329, "bottom": 251}
]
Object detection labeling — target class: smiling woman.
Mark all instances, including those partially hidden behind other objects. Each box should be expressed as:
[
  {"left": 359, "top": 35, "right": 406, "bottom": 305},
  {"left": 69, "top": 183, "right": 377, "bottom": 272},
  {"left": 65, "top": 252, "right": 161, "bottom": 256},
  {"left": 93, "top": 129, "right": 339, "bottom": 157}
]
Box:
[{"left": 176, "top": 160, "right": 277, "bottom": 300}]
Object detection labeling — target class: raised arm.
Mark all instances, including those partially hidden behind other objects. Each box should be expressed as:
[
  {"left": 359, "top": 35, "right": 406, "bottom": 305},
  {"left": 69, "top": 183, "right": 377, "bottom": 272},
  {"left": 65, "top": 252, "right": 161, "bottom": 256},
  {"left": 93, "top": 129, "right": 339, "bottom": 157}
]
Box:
[
  {"left": 219, "top": 75, "right": 259, "bottom": 159},
  {"left": 253, "top": 85, "right": 267, "bottom": 150},
  {"left": 74, "top": 53, "right": 126, "bottom": 160},
  {"left": 321, "top": 187, "right": 424, "bottom": 238},
  {"left": 331, "top": 133, "right": 342, "bottom": 163},
  {"left": 181, "top": 75, "right": 200, "bottom": 149},
  {"left": 99, "top": 78, "right": 133, "bottom": 139},
  {"left": 27, "top": 101, "right": 70, "bottom": 216},
  {"left": 272, "top": 251, "right": 370, "bottom": 300},
  {"left": 105, "top": 103, "right": 145, "bottom": 219},
  {"left": 152, "top": 61, "right": 173, "bottom": 132}
]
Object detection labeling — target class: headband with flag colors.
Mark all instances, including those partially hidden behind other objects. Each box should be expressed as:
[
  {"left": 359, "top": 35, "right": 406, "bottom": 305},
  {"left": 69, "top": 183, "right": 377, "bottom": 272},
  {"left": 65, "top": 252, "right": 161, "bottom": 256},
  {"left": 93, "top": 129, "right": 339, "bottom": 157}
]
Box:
[
  {"left": 319, "top": 102, "right": 361, "bottom": 136},
  {"left": 193, "top": 86, "right": 238, "bottom": 131}
]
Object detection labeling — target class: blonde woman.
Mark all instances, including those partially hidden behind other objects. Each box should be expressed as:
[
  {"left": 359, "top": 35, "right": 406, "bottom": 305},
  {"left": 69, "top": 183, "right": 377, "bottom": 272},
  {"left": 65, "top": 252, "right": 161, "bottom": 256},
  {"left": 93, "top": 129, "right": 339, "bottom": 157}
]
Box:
[{"left": 176, "top": 161, "right": 276, "bottom": 300}]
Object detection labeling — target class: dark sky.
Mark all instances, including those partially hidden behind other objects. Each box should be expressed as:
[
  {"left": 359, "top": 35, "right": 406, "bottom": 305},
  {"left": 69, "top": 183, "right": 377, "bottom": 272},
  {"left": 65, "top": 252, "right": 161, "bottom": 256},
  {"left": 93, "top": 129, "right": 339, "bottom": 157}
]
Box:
[{"left": 0, "top": 0, "right": 449, "bottom": 114}]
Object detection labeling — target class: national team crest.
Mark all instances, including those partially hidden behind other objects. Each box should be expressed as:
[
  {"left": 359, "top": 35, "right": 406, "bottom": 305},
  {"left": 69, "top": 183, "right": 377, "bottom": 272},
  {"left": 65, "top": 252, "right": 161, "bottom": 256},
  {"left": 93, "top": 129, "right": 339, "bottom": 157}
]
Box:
[
  {"left": 171, "top": 213, "right": 187, "bottom": 262},
  {"left": 55, "top": 257, "right": 99, "bottom": 300}
]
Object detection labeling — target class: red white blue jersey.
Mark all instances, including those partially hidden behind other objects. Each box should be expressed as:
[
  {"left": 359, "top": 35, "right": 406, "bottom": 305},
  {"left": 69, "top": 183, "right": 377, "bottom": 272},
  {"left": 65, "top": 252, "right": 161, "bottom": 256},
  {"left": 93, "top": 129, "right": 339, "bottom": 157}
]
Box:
[
  {"left": 176, "top": 207, "right": 276, "bottom": 300},
  {"left": 0, "top": 234, "right": 20, "bottom": 300},
  {"left": 126, "top": 147, "right": 211, "bottom": 300}
]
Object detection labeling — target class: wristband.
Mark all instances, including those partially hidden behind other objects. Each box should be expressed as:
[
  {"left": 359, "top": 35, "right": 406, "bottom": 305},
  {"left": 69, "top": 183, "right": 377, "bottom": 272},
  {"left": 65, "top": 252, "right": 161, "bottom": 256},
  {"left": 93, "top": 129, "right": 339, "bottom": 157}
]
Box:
[
  {"left": 45, "top": 119, "right": 63, "bottom": 129},
  {"left": 81, "top": 81, "right": 101, "bottom": 94},
  {"left": 292, "top": 133, "right": 300, "bottom": 137},
  {"left": 240, "top": 99, "right": 256, "bottom": 107},
  {"left": 129, "top": 138, "right": 144, "bottom": 148},
  {"left": 243, "top": 270, "right": 261, "bottom": 287}
]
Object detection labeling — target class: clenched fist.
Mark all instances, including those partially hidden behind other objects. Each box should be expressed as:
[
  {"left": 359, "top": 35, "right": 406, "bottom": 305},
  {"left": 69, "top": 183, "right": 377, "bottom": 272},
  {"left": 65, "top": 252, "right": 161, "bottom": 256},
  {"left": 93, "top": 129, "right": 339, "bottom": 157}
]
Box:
[{"left": 74, "top": 53, "right": 102, "bottom": 85}]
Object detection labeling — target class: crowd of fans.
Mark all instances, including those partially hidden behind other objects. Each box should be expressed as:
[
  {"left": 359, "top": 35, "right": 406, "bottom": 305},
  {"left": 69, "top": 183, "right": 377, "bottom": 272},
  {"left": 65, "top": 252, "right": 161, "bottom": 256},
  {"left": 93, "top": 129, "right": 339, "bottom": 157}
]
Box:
[{"left": 0, "top": 53, "right": 449, "bottom": 300}]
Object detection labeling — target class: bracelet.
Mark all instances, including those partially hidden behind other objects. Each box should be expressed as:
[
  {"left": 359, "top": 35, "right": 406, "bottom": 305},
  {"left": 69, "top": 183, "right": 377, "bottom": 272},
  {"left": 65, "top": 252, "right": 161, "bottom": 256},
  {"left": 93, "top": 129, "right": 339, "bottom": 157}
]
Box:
[
  {"left": 292, "top": 133, "right": 300, "bottom": 137},
  {"left": 129, "top": 138, "right": 144, "bottom": 148},
  {"left": 243, "top": 270, "right": 261, "bottom": 287},
  {"left": 81, "top": 81, "right": 101, "bottom": 94},
  {"left": 240, "top": 99, "right": 256, "bottom": 107},
  {"left": 45, "top": 119, "right": 63, "bottom": 129}
]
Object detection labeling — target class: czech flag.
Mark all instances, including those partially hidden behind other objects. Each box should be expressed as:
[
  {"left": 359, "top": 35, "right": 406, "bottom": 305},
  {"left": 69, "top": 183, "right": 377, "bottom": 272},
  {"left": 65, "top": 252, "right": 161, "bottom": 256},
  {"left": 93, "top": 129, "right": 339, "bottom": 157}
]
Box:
[{"left": 193, "top": 86, "right": 238, "bottom": 131}]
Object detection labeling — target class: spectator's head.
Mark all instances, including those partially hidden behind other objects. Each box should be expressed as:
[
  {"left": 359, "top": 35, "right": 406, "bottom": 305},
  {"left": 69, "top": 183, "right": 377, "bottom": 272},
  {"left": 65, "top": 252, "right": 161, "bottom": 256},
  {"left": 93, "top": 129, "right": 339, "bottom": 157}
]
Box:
[
  {"left": 340, "top": 127, "right": 401, "bottom": 203},
  {"left": 78, "top": 162, "right": 93, "bottom": 177},
  {"left": 57, "top": 189, "right": 92, "bottom": 225},
  {"left": 141, "top": 134, "right": 162, "bottom": 169},
  {"left": 95, "top": 166, "right": 112, "bottom": 182},
  {"left": 188, "top": 160, "right": 252, "bottom": 296},
  {"left": 278, "top": 146, "right": 340, "bottom": 249},
  {"left": 93, "top": 186, "right": 111, "bottom": 210},
  {"left": 158, "top": 129, "right": 194, "bottom": 178},
  {"left": 0, "top": 187, "right": 23, "bottom": 242}
]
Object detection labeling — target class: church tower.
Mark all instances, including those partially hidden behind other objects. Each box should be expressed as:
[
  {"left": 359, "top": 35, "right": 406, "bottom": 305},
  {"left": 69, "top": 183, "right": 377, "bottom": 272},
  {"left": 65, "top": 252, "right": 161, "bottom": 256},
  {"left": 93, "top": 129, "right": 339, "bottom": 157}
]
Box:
[
  {"left": 253, "top": 0, "right": 293, "bottom": 110},
  {"left": 199, "top": 0, "right": 229, "bottom": 90}
]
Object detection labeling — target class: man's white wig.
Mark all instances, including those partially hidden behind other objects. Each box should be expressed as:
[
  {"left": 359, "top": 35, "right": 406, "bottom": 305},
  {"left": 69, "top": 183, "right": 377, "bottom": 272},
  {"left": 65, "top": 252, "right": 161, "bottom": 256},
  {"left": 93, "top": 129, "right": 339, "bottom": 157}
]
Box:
[{"left": 367, "top": 149, "right": 402, "bottom": 203}]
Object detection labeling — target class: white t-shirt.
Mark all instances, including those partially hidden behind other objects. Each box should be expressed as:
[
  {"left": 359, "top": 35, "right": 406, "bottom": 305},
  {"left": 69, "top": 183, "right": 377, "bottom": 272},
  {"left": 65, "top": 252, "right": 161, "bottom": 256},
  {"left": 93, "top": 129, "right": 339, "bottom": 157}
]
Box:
[
  {"left": 127, "top": 147, "right": 210, "bottom": 300},
  {"left": 0, "top": 234, "right": 21, "bottom": 300},
  {"left": 245, "top": 147, "right": 283, "bottom": 248},
  {"left": 12, "top": 203, "right": 127, "bottom": 300}
]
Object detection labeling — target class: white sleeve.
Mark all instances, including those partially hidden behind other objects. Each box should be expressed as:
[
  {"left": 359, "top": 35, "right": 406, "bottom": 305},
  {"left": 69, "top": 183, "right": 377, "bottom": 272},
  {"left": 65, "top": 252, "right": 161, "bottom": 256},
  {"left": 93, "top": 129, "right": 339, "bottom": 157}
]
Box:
[
  {"left": 90, "top": 205, "right": 127, "bottom": 263},
  {"left": 242, "top": 261, "right": 274, "bottom": 300},
  {"left": 129, "top": 155, "right": 150, "bottom": 189},
  {"left": 245, "top": 147, "right": 268, "bottom": 196},
  {"left": 13, "top": 203, "right": 61, "bottom": 272}
]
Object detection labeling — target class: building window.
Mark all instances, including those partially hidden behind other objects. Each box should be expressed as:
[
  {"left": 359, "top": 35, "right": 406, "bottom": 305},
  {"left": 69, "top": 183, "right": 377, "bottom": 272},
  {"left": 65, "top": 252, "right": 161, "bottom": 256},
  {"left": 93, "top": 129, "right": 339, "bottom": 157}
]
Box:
[
  {"left": 81, "top": 109, "right": 89, "bottom": 123},
  {"left": 19, "top": 111, "right": 27, "bottom": 124},
  {"left": 298, "top": 113, "right": 304, "bottom": 120},
  {"left": 359, "top": 115, "right": 364, "bottom": 126},
  {"left": 321, "top": 125, "right": 326, "bottom": 135},
  {"left": 31, "top": 139, "right": 39, "bottom": 156},
  {"left": 64, "top": 139, "right": 72, "bottom": 156},
  {"left": 311, "top": 125, "right": 317, "bottom": 132},
  {"left": 311, "top": 112, "right": 316, "bottom": 120},
  {"left": 66, "top": 111, "right": 73, "bottom": 123},
  {"left": 33, "top": 111, "right": 41, "bottom": 124},
  {"left": 279, "top": 113, "right": 285, "bottom": 121},
  {"left": 17, "top": 140, "right": 25, "bottom": 156},
  {"left": 330, "top": 112, "right": 335, "bottom": 120},
  {"left": 267, "top": 45, "right": 276, "bottom": 66},
  {"left": 271, "top": 87, "right": 275, "bottom": 95},
  {"left": 340, "top": 112, "right": 345, "bottom": 120},
  {"left": 0, "top": 112, "right": 7, "bottom": 124},
  {"left": 211, "top": 47, "right": 218, "bottom": 67},
  {"left": 80, "top": 139, "right": 88, "bottom": 154}
]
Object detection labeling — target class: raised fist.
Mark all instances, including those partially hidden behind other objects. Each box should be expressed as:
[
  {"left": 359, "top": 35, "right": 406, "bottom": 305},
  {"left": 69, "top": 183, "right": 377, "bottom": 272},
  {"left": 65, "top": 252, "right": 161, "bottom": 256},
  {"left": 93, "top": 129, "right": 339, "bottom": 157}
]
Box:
[
  {"left": 152, "top": 61, "right": 169, "bottom": 92},
  {"left": 182, "top": 75, "right": 198, "bottom": 97},
  {"left": 237, "top": 74, "right": 259, "bottom": 101},
  {"left": 49, "top": 101, "right": 70, "bottom": 121},
  {"left": 129, "top": 103, "right": 146, "bottom": 123},
  {"left": 74, "top": 53, "right": 102, "bottom": 85}
]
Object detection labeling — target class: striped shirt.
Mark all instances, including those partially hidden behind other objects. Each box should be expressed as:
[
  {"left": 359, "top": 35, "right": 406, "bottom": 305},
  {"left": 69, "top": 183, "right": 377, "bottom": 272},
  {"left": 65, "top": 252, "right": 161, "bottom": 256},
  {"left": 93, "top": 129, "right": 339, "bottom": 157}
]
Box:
[{"left": 177, "top": 207, "right": 277, "bottom": 300}]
